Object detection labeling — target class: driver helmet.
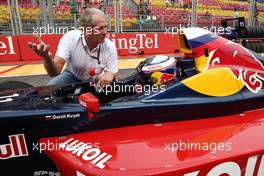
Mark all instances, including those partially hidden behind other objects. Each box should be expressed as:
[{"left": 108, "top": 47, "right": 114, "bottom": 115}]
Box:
[{"left": 137, "top": 55, "right": 182, "bottom": 85}]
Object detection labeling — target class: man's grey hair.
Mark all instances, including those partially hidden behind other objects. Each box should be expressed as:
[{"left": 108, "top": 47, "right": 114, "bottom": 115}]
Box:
[{"left": 78, "top": 8, "right": 105, "bottom": 27}]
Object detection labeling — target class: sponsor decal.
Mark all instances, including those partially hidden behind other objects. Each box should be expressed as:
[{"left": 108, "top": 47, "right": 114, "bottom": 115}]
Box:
[
  {"left": 142, "top": 57, "right": 176, "bottom": 73},
  {"left": 143, "top": 64, "right": 163, "bottom": 71},
  {"left": 206, "top": 41, "right": 264, "bottom": 93},
  {"left": 107, "top": 34, "right": 158, "bottom": 54},
  {"left": 34, "top": 171, "right": 60, "bottom": 176},
  {"left": 60, "top": 138, "right": 112, "bottom": 169},
  {"left": 184, "top": 154, "right": 264, "bottom": 176},
  {"left": 0, "top": 134, "right": 28, "bottom": 159},
  {"left": 0, "top": 36, "right": 16, "bottom": 55},
  {"left": 45, "top": 113, "right": 81, "bottom": 120}
]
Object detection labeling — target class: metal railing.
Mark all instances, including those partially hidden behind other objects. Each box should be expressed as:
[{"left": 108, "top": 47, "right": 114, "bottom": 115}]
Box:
[{"left": 0, "top": 0, "right": 262, "bottom": 35}]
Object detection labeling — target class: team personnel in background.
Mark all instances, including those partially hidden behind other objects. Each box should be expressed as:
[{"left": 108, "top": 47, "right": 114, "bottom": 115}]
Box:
[{"left": 28, "top": 8, "right": 118, "bottom": 87}]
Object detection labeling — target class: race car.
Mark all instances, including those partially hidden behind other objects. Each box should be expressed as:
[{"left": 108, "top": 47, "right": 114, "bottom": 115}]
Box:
[{"left": 0, "top": 27, "right": 264, "bottom": 176}]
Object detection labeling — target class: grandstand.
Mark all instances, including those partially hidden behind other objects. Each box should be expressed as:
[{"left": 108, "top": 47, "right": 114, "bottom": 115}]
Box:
[{"left": 0, "top": 0, "right": 263, "bottom": 34}]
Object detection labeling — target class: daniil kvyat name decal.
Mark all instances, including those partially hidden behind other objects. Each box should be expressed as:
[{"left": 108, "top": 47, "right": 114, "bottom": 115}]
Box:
[
  {"left": 184, "top": 154, "right": 264, "bottom": 176},
  {"left": 45, "top": 113, "right": 81, "bottom": 120},
  {"left": 60, "top": 138, "right": 112, "bottom": 169},
  {"left": 0, "top": 134, "right": 28, "bottom": 159}
]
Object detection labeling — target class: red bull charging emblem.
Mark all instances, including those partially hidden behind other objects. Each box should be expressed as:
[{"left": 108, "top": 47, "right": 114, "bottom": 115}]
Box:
[{"left": 206, "top": 41, "right": 264, "bottom": 93}]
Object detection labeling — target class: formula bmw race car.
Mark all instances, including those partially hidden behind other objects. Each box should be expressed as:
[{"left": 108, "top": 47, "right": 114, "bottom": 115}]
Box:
[{"left": 1, "top": 28, "right": 264, "bottom": 176}]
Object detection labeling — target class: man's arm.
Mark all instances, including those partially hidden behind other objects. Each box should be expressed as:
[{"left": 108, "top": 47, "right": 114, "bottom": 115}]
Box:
[
  {"left": 42, "top": 54, "right": 65, "bottom": 77},
  {"left": 28, "top": 35, "right": 66, "bottom": 77}
]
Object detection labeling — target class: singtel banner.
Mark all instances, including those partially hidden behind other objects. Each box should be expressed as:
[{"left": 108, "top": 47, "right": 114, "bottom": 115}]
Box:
[{"left": 0, "top": 33, "right": 179, "bottom": 62}]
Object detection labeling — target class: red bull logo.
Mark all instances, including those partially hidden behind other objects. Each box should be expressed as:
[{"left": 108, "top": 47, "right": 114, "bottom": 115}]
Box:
[
  {"left": 0, "top": 134, "right": 28, "bottom": 159},
  {"left": 205, "top": 41, "right": 264, "bottom": 93}
]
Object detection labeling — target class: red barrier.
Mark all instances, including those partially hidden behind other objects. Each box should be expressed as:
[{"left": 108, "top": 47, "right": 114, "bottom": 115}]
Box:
[
  {"left": 0, "top": 36, "right": 20, "bottom": 62},
  {"left": 0, "top": 33, "right": 179, "bottom": 62},
  {"left": 17, "top": 34, "right": 61, "bottom": 60}
]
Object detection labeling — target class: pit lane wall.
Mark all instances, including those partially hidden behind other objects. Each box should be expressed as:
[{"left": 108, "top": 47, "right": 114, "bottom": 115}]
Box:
[{"left": 0, "top": 33, "right": 179, "bottom": 62}]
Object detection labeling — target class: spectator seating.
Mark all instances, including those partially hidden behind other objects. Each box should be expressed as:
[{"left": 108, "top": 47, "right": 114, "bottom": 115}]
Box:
[
  {"left": 132, "top": 0, "right": 264, "bottom": 27},
  {"left": 0, "top": 6, "right": 10, "bottom": 25},
  {"left": 0, "top": 0, "right": 263, "bottom": 30},
  {"left": 104, "top": 3, "right": 138, "bottom": 28}
]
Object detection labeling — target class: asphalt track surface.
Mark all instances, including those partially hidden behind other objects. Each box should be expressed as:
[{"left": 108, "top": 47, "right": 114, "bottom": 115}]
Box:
[
  {"left": 0, "top": 57, "right": 144, "bottom": 86},
  {"left": 0, "top": 69, "right": 134, "bottom": 87}
]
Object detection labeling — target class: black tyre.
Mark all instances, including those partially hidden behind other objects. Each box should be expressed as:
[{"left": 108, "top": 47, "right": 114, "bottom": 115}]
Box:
[
  {"left": 240, "top": 28, "right": 246, "bottom": 38},
  {"left": 245, "top": 42, "right": 252, "bottom": 50},
  {"left": 0, "top": 81, "right": 33, "bottom": 91},
  {"left": 241, "top": 41, "right": 247, "bottom": 47},
  {"left": 255, "top": 42, "right": 262, "bottom": 53},
  {"left": 251, "top": 27, "right": 257, "bottom": 38},
  {"left": 247, "top": 27, "right": 259, "bottom": 38},
  {"left": 249, "top": 42, "right": 256, "bottom": 51},
  {"left": 259, "top": 27, "right": 264, "bottom": 38},
  {"left": 252, "top": 42, "right": 257, "bottom": 52},
  {"left": 243, "top": 27, "right": 249, "bottom": 38},
  {"left": 245, "top": 27, "right": 253, "bottom": 38},
  {"left": 260, "top": 42, "right": 264, "bottom": 53},
  {"left": 256, "top": 27, "right": 262, "bottom": 38}
]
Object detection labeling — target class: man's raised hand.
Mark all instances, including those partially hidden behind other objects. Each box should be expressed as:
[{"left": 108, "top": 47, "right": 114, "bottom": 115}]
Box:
[{"left": 28, "top": 34, "right": 52, "bottom": 60}]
